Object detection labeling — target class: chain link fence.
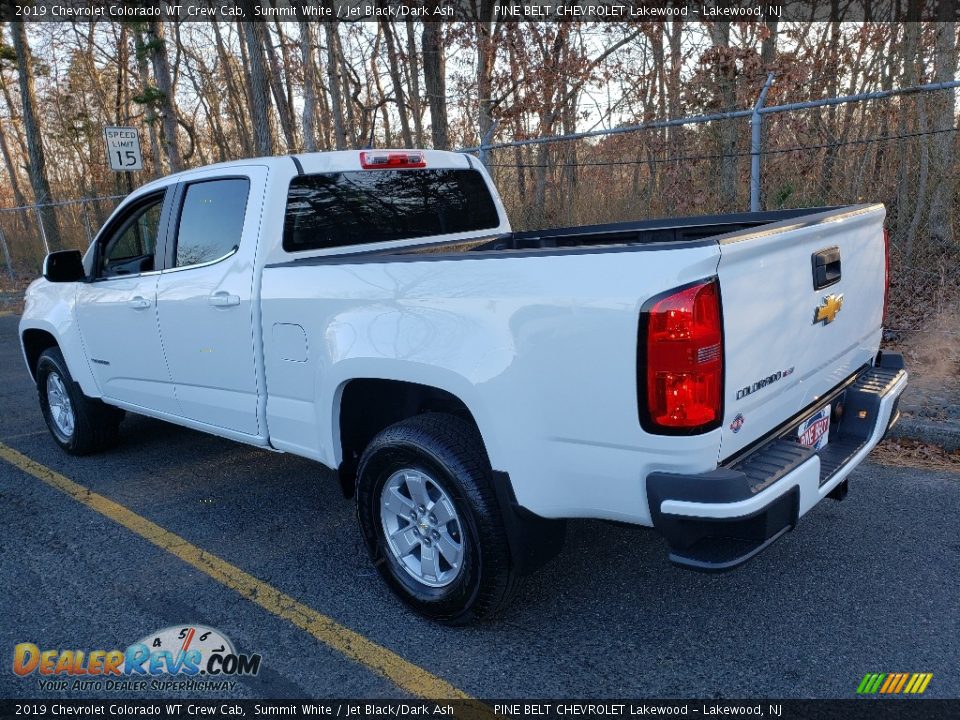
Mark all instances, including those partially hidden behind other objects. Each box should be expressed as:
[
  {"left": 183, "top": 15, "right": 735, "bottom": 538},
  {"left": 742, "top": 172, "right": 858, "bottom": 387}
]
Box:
[
  {"left": 2, "top": 82, "right": 958, "bottom": 345},
  {"left": 0, "top": 195, "right": 124, "bottom": 279},
  {"left": 479, "top": 84, "right": 960, "bottom": 343}
]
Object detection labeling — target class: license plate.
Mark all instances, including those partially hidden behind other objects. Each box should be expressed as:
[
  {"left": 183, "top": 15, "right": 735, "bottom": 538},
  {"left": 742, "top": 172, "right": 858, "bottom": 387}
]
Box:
[{"left": 798, "top": 405, "right": 831, "bottom": 450}]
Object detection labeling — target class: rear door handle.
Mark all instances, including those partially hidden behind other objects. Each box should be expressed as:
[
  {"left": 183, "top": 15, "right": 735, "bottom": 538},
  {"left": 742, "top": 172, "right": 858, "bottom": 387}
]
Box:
[
  {"left": 812, "top": 246, "right": 841, "bottom": 290},
  {"left": 127, "top": 296, "right": 151, "bottom": 310},
  {"left": 209, "top": 292, "right": 241, "bottom": 307}
]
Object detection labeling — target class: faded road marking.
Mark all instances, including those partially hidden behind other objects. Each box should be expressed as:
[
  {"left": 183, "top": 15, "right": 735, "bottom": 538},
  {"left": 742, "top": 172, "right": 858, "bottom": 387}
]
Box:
[{"left": 0, "top": 441, "right": 474, "bottom": 702}]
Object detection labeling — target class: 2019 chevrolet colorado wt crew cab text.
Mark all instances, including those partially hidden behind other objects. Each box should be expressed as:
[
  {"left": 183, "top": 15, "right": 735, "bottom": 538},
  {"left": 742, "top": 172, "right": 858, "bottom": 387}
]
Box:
[{"left": 20, "top": 149, "right": 907, "bottom": 623}]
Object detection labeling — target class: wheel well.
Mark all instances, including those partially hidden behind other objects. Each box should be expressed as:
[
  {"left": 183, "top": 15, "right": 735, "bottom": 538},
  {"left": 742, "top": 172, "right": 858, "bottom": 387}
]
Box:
[
  {"left": 21, "top": 329, "right": 58, "bottom": 380},
  {"left": 337, "top": 379, "right": 480, "bottom": 497}
]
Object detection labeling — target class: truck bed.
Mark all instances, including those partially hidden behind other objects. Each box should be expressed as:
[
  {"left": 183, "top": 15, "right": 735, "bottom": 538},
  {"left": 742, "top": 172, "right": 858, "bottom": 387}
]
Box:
[{"left": 473, "top": 207, "right": 835, "bottom": 253}]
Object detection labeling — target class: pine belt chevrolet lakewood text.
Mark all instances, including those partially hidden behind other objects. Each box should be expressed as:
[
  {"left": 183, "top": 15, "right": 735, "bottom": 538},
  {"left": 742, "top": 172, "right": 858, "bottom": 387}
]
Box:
[{"left": 20, "top": 150, "right": 907, "bottom": 623}]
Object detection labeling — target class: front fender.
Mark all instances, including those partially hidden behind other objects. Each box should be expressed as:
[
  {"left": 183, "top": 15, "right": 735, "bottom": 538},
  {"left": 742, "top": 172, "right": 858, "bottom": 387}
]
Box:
[{"left": 19, "top": 280, "right": 100, "bottom": 398}]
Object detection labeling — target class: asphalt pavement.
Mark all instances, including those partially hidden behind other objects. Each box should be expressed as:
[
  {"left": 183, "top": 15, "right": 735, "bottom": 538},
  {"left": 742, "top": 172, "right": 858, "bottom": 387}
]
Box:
[{"left": 0, "top": 312, "right": 957, "bottom": 700}]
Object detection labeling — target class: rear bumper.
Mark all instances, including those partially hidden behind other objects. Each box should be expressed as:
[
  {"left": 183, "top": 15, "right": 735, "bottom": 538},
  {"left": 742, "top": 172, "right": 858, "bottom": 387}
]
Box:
[{"left": 647, "top": 353, "right": 908, "bottom": 572}]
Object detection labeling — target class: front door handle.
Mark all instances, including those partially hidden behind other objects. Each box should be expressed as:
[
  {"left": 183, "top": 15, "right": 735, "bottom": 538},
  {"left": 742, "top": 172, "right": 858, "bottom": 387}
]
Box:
[
  {"left": 127, "top": 296, "right": 151, "bottom": 310},
  {"left": 209, "top": 292, "right": 241, "bottom": 307}
]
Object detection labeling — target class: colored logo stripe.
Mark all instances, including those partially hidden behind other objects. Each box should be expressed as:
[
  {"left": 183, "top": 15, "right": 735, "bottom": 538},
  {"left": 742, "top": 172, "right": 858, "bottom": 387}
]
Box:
[{"left": 858, "top": 673, "right": 932, "bottom": 694}]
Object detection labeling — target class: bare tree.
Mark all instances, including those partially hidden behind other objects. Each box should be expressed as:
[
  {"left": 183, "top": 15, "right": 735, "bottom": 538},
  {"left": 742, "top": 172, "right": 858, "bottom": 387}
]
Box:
[
  {"left": 10, "top": 22, "right": 61, "bottom": 248},
  {"left": 133, "top": 28, "right": 165, "bottom": 176},
  {"left": 381, "top": 20, "right": 413, "bottom": 148},
  {"left": 927, "top": 0, "right": 957, "bottom": 248},
  {"left": 0, "top": 39, "right": 27, "bottom": 207},
  {"left": 324, "top": 22, "right": 347, "bottom": 150},
  {"left": 261, "top": 21, "right": 296, "bottom": 151},
  {"left": 298, "top": 17, "right": 318, "bottom": 152},
  {"left": 143, "top": 19, "right": 183, "bottom": 172},
  {"left": 421, "top": 19, "right": 448, "bottom": 149},
  {"left": 708, "top": 22, "right": 738, "bottom": 211},
  {"left": 475, "top": 1, "right": 500, "bottom": 148},
  {"left": 404, "top": 21, "right": 425, "bottom": 147},
  {"left": 239, "top": 17, "right": 274, "bottom": 156}
]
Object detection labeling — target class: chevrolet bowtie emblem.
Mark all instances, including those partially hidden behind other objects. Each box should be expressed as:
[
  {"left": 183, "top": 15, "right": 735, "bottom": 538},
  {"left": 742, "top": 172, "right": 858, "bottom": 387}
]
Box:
[{"left": 814, "top": 293, "right": 844, "bottom": 325}]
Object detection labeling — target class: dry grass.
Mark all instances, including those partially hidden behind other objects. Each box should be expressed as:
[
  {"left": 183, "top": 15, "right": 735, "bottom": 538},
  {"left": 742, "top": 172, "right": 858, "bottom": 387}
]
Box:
[
  {"left": 0, "top": 274, "right": 31, "bottom": 314},
  {"left": 871, "top": 437, "right": 960, "bottom": 473}
]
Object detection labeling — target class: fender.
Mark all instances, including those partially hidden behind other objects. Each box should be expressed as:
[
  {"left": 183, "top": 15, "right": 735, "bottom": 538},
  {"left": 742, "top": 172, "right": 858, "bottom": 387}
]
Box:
[
  {"left": 19, "top": 281, "right": 101, "bottom": 398},
  {"left": 323, "top": 358, "right": 504, "bottom": 471}
]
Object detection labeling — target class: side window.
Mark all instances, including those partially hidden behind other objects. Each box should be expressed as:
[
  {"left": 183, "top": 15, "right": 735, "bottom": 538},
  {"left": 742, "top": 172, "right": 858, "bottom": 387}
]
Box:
[
  {"left": 100, "top": 195, "right": 165, "bottom": 278},
  {"left": 174, "top": 178, "right": 250, "bottom": 268}
]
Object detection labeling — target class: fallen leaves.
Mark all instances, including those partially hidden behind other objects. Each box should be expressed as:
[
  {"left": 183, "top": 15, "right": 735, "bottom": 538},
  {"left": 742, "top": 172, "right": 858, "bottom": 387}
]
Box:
[{"left": 871, "top": 437, "right": 960, "bottom": 473}]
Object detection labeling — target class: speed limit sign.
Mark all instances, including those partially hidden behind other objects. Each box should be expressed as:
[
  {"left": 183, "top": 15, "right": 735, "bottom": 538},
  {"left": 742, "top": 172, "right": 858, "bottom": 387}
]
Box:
[{"left": 104, "top": 126, "right": 143, "bottom": 171}]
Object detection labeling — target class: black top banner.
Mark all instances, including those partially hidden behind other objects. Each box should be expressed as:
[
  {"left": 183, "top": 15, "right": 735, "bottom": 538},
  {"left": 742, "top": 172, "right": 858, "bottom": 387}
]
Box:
[{"left": 2, "top": 0, "right": 958, "bottom": 23}]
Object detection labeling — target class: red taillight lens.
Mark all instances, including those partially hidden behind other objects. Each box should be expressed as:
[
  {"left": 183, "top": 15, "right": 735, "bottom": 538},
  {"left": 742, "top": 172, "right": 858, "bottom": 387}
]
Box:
[
  {"left": 882, "top": 228, "right": 890, "bottom": 326},
  {"left": 640, "top": 279, "right": 723, "bottom": 433},
  {"left": 360, "top": 151, "right": 426, "bottom": 169}
]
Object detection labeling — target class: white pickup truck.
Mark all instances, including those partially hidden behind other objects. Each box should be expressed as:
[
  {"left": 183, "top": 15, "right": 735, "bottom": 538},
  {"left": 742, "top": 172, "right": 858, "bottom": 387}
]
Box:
[{"left": 20, "top": 150, "right": 906, "bottom": 622}]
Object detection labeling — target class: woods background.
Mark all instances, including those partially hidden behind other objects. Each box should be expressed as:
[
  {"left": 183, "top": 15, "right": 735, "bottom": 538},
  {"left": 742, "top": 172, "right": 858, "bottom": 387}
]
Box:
[{"left": 0, "top": 13, "right": 958, "bottom": 338}]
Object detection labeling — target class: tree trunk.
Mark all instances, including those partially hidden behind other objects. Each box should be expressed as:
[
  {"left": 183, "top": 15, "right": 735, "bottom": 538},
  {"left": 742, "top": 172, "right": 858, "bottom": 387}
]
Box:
[
  {"left": 144, "top": 20, "right": 183, "bottom": 172},
  {"left": 476, "top": 3, "right": 497, "bottom": 150},
  {"left": 261, "top": 20, "right": 296, "bottom": 151},
  {"left": 894, "top": 6, "right": 921, "bottom": 243},
  {"left": 422, "top": 20, "right": 448, "bottom": 149},
  {"left": 133, "top": 29, "right": 165, "bottom": 176},
  {"left": 10, "top": 22, "right": 62, "bottom": 248},
  {"left": 709, "top": 22, "right": 738, "bottom": 212},
  {"left": 239, "top": 17, "right": 275, "bottom": 156},
  {"left": 381, "top": 20, "right": 413, "bottom": 147},
  {"left": 299, "top": 19, "right": 318, "bottom": 152},
  {"left": 211, "top": 16, "right": 252, "bottom": 156},
  {"left": 405, "top": 21, "right": 425, "bottom": 148},
  {"left": 0, "top": 120, "right": 27, "bottom": 207},
  {"left": 758, "top": 17, "right": 777, "bottom": 209},
  {"left": 324, "top": 23, "right": 347, "bottom": 150},
  {"left": 926, "top": 0, "right": 956, "bottom": 248}
]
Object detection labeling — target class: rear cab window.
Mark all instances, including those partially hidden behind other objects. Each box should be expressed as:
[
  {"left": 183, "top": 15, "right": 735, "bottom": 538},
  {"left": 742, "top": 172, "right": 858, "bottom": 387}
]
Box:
[{"left": 283, "top": 169, "right": 500, "bottom": 252}]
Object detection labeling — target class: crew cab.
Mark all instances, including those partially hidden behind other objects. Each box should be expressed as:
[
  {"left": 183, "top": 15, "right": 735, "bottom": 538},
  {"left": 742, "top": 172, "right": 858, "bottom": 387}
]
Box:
[{"left": 20, "top": 150, "right": 907, "bottom": 622}]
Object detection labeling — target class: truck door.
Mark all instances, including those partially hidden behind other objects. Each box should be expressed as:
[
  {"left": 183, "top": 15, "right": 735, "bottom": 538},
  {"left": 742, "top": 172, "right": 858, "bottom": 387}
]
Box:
[
  {"left": 75, "top": 188, "right": 180, "bottom": 415},
  {"left": 155, "top": 167, "right": 267, "bottom": 436}
]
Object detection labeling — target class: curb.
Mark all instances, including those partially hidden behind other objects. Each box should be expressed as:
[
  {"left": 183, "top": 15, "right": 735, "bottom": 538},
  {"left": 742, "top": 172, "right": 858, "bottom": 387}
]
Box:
[{"left": 888, "top": 416, "right": 960, "bottom": 452}]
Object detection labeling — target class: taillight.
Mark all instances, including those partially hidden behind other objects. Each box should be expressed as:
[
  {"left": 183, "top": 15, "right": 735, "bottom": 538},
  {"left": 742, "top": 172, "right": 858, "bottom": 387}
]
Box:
[
  {"left": 882, "top": 228, "right": 890, "bottom": 326},
  {"left": 360, "top": 151, "right": 426, "bottom": 169},
  {"left": 639, "top": 278, "right": 724, "bottom": 434}
]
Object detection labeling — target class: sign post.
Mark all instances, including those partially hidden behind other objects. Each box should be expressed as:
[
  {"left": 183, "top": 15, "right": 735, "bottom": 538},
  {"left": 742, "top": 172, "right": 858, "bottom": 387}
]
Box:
[{"left": 103, "top": 126, "right": 143, "bottom": 172}]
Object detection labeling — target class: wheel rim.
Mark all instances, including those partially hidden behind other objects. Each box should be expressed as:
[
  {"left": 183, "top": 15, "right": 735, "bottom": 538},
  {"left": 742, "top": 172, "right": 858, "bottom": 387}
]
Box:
[
  {"left": 46, "top": 371, "right": 75, "bottom": 439},
  {"left": 379, "top": 468, "right": 465, "bottom": 588}
]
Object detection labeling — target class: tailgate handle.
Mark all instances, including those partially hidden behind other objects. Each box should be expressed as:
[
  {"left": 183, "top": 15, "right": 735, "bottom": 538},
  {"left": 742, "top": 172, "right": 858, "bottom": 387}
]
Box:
[{"left": 812, "top": 247, "right": 841, "bottom": 290}]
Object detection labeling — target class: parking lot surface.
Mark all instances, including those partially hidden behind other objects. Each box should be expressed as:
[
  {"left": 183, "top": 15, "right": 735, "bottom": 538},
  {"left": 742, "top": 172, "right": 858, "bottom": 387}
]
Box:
[{"left": 1, "top": 312, "right": 957, "bottom": 699}]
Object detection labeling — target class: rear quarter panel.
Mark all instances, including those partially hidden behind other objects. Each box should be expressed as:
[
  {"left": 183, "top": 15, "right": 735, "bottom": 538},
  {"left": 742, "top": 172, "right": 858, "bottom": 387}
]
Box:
[{"left": 261, "top": 244, "right": 723, "bottom": 524}]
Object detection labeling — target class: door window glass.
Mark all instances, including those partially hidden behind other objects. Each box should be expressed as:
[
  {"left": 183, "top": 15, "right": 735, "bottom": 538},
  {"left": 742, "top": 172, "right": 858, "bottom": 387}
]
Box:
[
  {"left": 174, "top": 179, "right": 250, "bottom": 268},
  {"left": 100, "top": 195, "right": 164, "bottom": 278}
]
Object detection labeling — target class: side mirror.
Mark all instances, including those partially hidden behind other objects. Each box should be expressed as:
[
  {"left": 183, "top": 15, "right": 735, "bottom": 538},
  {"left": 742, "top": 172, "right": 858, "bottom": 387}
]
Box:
[{"left": 43, "top": 250, "right": 86, "bottom": 283}]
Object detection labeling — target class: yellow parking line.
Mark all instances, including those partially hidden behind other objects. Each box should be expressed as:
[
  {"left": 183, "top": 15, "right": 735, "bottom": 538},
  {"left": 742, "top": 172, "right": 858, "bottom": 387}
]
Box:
[
  {"left": 0, "top": 310, "right": 15, "bottom": 318},
  {"left": 0, "top": 441, "right": 472, "bottom": 701}
]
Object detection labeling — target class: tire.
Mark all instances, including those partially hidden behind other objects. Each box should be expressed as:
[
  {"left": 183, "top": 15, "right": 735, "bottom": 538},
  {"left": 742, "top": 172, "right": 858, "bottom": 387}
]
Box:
[
  {"left": 356, "top": 413, "right": 519, "bottom": 624},
  {"left": 36, "top": 347, "right": 123, "bottom": 456}
]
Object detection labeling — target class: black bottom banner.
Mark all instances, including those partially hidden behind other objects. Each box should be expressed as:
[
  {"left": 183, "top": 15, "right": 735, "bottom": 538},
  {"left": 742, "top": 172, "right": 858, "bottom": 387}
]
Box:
[{"left": 1, "top": 700, "right": 958, "bottom": 720}]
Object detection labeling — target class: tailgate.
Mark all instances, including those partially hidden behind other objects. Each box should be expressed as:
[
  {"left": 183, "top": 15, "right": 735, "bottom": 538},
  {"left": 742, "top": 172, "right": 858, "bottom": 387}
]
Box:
[{"left": 716, "top": 205, "right": 886, "bottom": 459}]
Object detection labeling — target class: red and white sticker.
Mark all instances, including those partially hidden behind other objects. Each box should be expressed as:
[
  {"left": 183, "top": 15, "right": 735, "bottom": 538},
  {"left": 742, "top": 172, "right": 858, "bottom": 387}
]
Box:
[{"left": 798, "top": 405, "right": 831, "bottom": 450}]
